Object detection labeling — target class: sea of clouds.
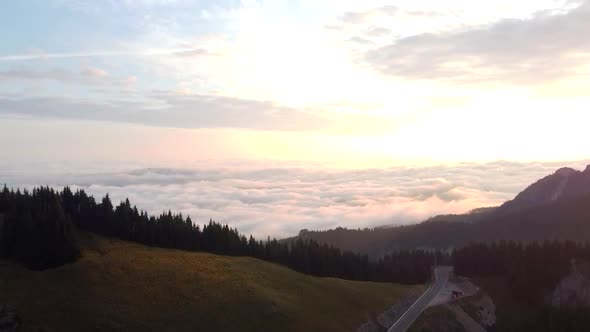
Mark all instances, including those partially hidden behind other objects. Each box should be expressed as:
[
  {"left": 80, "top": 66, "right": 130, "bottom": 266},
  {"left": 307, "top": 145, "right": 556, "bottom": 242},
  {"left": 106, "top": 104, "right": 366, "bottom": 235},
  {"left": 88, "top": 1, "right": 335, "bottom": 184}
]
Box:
[{"left": 1, "top": 160, "right": 587, "bottom": 238}]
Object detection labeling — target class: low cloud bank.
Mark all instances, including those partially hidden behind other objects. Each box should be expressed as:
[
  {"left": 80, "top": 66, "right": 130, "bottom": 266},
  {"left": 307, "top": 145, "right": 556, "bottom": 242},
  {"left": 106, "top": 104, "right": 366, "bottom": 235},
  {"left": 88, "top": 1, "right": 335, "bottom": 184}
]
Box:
[{"left": 1, "top": 160, "right": 587, "bottom": 238}]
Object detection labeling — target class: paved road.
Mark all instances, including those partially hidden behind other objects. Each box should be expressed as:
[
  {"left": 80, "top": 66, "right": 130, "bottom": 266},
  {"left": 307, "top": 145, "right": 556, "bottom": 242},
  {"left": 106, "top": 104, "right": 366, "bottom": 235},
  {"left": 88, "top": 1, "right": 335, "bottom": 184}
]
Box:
[{"left": 387, "top": 266, "right": 452, "bottom": 332}]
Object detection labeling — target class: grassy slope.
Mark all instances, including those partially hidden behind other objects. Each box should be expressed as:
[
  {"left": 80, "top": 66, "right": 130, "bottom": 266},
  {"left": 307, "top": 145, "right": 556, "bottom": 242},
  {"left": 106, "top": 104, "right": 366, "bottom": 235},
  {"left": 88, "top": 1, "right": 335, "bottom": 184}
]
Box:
[
  {"left": 0, "top": 233, "right": 424, "bottom": 332},
  {"left": 408, "top": 306, "right": 465, "bottom": 332}
]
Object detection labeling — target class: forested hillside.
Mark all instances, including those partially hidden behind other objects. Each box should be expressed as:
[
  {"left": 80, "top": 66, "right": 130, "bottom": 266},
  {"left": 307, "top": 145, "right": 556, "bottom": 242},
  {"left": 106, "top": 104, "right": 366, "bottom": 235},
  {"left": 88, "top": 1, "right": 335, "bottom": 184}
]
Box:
[
  {"left": 0, "top": 185, "right": 436, "bottom": 284},
  {"left": 453, "top": 241, "right": 590, "bottom": 331},
  {"left": 296, "top": 191, "right": 590, "bottom": 256},
  {"left": 293, "top": 166, "right": 590, "bottom": 256},
  {"left": 0, "top": 187, "right": 79, "bottom": 269}
]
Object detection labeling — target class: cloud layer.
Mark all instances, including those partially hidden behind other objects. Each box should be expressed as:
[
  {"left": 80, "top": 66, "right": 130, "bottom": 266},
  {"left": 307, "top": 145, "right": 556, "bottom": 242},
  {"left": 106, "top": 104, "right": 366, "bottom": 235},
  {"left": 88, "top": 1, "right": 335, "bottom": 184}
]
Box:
[
  {"left": 2, "top": 160, "right": 587, "bottom": 238},
  {"left": 0, "top": 92, "right": 328, "bottom": 131},
  {"left": 366, "top": 1, "right": 590, "bottom": 82}
]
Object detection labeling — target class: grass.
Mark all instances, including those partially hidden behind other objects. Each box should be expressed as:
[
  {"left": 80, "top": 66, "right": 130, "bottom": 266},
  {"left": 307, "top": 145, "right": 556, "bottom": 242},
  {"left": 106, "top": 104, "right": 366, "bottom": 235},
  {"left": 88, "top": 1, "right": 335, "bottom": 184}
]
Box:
[
  {"left": 407, "top": 305, "right": 465, "bottom": 332},
  {"left": 455, "top": 291, "right": 484, "bottom": 323},
  {"left": 0, "top": 233, "right": 424, "bottom": 332}
]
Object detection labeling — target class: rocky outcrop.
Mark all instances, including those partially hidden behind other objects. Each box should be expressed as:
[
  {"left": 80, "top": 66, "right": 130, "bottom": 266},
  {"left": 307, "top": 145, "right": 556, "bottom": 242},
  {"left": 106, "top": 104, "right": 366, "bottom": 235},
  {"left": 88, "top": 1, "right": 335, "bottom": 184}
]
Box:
[
  {"left": 551, "top": 259, "right": 590, "bottom": 308},
  {"left": 448, "top": 279, "right": 496, "bottom": 331},
  {"left": 469, "top": 295, "right": 496, "bottom": 328}
]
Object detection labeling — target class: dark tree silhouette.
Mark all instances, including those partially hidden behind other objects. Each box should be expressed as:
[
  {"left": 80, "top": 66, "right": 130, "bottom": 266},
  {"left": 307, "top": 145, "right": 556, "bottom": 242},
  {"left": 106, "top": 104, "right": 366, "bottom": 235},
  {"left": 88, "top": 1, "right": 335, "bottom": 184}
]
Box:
[
  {"left": 453, "top": 241, "right": 590, "bottom": 331},
  {"left": 0, "top": 185, "right": 436, "bottom": 284},
  {"left": 0, "top": 186, "right": 79, "bottom": 269}
]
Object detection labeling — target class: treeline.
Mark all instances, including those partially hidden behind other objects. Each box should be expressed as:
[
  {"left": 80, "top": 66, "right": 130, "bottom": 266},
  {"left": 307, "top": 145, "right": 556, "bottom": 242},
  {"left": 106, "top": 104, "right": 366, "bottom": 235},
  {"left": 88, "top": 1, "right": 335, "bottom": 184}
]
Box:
[
  {"left": 0, "top": 186, "right": 435, "bottom": 284},
  {"left": 453, "top": 241, "right": 587, "bottom": 303},
  {"left": 454, "top": 241, "right": 590, "bottom": 331},
  {"left": 0, "top": 187, "right": 79, "bottom": 269},
  {"left": 295, "top": 192, "right": 590, "bottom": 259}
]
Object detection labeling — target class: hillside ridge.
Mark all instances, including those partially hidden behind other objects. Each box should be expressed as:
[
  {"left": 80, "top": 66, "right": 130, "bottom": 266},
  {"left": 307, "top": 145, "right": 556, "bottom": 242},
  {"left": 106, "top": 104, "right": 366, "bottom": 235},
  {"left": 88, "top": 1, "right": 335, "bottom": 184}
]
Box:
[{"left": 0, "top": 233, "right": 422, "bottom": 332}]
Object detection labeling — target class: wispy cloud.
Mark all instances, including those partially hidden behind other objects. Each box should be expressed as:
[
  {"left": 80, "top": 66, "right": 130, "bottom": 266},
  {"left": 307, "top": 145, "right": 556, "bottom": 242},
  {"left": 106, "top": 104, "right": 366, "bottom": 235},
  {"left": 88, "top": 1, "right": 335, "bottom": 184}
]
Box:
[
  {"left": 0, "top": 48, "right": 212, "bottom": 61},
  {"left": 366, "top": 1, "right": 590, "bottom": 83},
  {"left": 347, "top": 36, "right": 374, "bottom": 45},
  {"left": 51, "top": 0, "right": 240, "bottom": 13},
  {"left": 340, "top": 6, "right": 398, "bottom": 24},
  {"left": 0, "top": 92, "right": 331, "bottom": 131},
  {"left": 366, "top": 27, "right": 391, "bottom": 37},
  {"left": 173, "top": 48, "right": 214, "bottom": 57}
]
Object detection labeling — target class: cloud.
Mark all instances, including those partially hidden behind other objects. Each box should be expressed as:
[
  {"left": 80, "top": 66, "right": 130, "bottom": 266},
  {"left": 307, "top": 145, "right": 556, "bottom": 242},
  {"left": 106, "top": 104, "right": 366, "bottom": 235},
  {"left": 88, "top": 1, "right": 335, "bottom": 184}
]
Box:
[
  {"left": 341, "top": 11, "right": 370, "bottom": 24},
  {"left": 82, "top": 67, "right": 108, "bottom": 77},
  {"left": 173, "top": 48, "right": 212, "bottom": 57},
  {"left": 0, "top": 92, "right": 330, "bottom": 131},
  {"left": 0, "top": 51, "right": 132, "bottom": 61},
  {"left": 0, "top": 67, "right": 142, "bottom": 89},
  {"left": 1, "top": 160, "right": 587, "bottom": 238},
  {"left": 51, "top": 0, "right": 240, "bottom": 13},
  {"left": 366, "top": 1, "right": 590, "bottom": 83},
  {"left": 0, "top": 48, "right": 214, "bottom": 62},
  {"left": 0, "top": 68, "right": 72, "bottom": 80},
  {"left": 366, "top": 27, "right": 391, "bottom": 37},
  {"left": 347, "top": 36, "right": 374, "bottom": 45},
  {"left": 340, "top": 6, "right": 398, "bottom": 24},
  {"left": 324, "top": 24, "right": 343, "bottom": 31},
  {"left": 405, "top": 10, "right": 452, "bottom": 17}
]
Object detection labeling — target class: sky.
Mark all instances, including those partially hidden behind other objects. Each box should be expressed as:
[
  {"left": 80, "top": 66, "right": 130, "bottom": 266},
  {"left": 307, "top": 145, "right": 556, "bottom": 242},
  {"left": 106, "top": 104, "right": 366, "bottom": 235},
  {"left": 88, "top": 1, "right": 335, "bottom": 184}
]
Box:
[{"left": 1, "top": 0, "right": 589, "bottom": 237}]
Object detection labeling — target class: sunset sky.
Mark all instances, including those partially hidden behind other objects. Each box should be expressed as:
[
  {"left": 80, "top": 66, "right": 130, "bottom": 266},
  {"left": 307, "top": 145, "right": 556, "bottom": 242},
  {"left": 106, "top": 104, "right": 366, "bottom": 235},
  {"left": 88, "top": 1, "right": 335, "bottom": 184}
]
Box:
[{"left": 1, "top": 0, "right": 589, "bottom": 236}]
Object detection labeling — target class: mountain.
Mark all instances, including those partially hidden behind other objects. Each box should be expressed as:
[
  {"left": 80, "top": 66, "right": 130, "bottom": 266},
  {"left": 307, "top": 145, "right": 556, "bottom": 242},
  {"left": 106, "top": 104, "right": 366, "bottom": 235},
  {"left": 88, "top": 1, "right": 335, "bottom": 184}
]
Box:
[
  {"left": 0, "top": 233, "right": 421, "bottom": 332},
  {"left": 494, "top": 165, "right": 590, "bottom": 216},
  {"left": 423, "top": 206, "right": 497, "bottom": 223},
  {"left": 292, "top": 208, "right": 497, "bottom": 257},
  {"left": 293, "top": 165, "right": 590, "bottom": 256}
]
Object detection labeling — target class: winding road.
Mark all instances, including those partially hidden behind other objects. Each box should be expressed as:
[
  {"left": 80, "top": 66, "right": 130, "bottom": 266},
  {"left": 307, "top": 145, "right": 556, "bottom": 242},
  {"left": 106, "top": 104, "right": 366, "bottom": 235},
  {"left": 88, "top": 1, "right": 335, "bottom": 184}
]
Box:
[{"left": 387, "top": 266, "right": 453, "bottom": 332}]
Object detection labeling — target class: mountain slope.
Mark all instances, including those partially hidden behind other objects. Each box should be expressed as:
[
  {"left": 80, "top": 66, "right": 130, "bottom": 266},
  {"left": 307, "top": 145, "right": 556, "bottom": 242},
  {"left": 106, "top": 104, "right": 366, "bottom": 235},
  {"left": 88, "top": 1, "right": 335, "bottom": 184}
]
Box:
[
  {"left": 295, "top": 165, "right": 590, "bottom": 255},
  {"left": 0, "top": 233, "right": 423, "bottom": 332},
  {"left": 494, "top": 165, "right": 590, "bottom": 216}
]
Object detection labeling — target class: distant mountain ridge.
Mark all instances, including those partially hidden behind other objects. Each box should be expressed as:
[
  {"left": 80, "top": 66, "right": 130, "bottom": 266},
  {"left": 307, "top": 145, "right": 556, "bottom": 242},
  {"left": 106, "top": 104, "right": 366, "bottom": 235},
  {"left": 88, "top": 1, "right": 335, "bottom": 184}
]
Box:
[
  {"left": 494, "top": 165, "right": 590, "bottom": 216},
  {"left": 424, "top": 206, "right": 497, "bottom": 224},
  {"left": 291, "top": 164, "right": 590, "bottom": 257}
]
